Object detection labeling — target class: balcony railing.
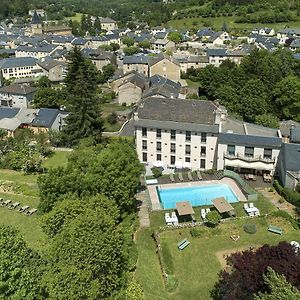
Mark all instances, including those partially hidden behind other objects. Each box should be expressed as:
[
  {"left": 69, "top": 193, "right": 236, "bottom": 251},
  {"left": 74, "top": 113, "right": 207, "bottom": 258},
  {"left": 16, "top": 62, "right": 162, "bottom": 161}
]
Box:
[{"left": 224, "top": 152, "right": 275, "bottom": 163}]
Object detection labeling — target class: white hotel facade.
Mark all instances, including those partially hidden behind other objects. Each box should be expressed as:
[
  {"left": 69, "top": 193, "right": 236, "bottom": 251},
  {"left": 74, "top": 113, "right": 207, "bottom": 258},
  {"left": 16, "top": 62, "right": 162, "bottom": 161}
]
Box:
[{"left": 134, "top": 97, "right": 282, "bottom": 175}]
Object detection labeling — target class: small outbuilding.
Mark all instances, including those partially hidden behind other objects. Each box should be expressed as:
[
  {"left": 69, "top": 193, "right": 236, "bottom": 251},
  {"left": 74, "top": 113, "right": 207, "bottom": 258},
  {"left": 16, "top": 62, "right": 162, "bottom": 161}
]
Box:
[
  {"left": 212, "top": 197, "right": 235, "bottom": 216},
  {"left": 176, "top": 201, "right": 195, "bottom": 222}
]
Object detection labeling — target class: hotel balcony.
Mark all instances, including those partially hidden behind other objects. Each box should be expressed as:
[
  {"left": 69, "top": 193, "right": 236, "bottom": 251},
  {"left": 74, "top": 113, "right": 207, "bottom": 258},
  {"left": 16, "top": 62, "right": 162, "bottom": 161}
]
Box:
[{"left": 224, "top": 152, "right": 275, "bottom": 164}]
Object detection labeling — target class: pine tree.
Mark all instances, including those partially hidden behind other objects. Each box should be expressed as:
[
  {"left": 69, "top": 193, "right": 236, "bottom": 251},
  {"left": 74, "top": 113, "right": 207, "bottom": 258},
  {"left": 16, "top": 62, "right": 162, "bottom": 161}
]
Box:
[{"left": 63, "top": 47, "right": 103, "bottom": 145}]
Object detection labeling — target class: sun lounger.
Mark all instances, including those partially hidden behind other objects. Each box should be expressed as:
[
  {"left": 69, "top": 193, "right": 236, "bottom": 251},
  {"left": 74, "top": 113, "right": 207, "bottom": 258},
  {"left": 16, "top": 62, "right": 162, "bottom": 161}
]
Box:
[
  {"left": 177, "top": 238, "right": 190, "bottom": 250},
  {"left": 188, "top": 172, "right": 193, "bottom": 181},
  {"left": 268, "top": 225, "right": 283, "bottom": 235},
  {"left": 8, "top": 202, "right": 19, "bottom": 210},
  {"left": 18, "top": 205, "right": 29, "bottom": 213},
  {"left": 25, "top": 208, "right": 37, "bottom": 216},
  {"left": 2, "top": 200, "right": 11, "bottom": 206},
  {"left": 249, "top": 203, "right": 254, "bottom": 208},
  {"left": 244, "top": 203, "right": 249, "bottom": 210},
  {"left": 196, "top": 170, "right": 202, "bottom": 180},
  {"left": 201, "top": 208, "right": 206, "bottom": 219},
  {"left": 206, "top": 208, "right": 211, "bottom": 214},
  {"left": 244, "top": 174, "right": 249, "bottom": 180},
  {"left": 170, "top": 173, "right": 175, "bottom": 183},
  {"left": 178, "top": 173, "right": 184, "bottom": 182},
  {"left": 171, "top": 211, "right": 177, "bottom": 218}
]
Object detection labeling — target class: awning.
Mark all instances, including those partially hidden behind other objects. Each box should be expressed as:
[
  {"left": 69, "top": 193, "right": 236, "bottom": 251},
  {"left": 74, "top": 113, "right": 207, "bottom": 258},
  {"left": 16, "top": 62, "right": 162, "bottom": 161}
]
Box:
[
  {"left": 225, "top": 159, "right": 274, "bottom": 171},
  {"left": 176, "top": 201, "right": 195, "bottom": 216},
  {"left": 212, "top": 197, "right": 234, "bottom": 214}
]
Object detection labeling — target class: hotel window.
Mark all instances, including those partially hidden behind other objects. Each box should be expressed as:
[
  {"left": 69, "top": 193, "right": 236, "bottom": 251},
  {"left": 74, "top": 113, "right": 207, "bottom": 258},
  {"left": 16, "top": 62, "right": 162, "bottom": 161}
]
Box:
[
  {"left": 142, "top": 152, "right": 147, "bottom": 162},
  {"left": 245, "top": 146, "right": 254, "bottom": 157},
  {"left": 156, "top": 128, "right": 161, "bottom": 139},
  {"left": 156, "top": 141, "right": 162, "bottom": 152},
  {"left": 185, "top": 157, "right": 191, "bottom": 163},
  {"left": 170, "top": 143, "right": 176, "bottom": 154},
  {"left": 200, "top": 159, "right": 206, "bottom": 169},
  {"left": 142, "top": 127, "right": 147, "bottom": 137},
  {"left": 157, "top": 154, "right": 161, "bottom": 161},
  {"left": 201, "top": 133, "right": 207, "bottom": 143},
  {"left": 263, "top": 148, "right": 272, "bottom": 159},
  {"left": 185, "top": 145, "right": 191, "bottom": 155},
  {"left": 170, "top": 155, "right": 175, "bottom": 165},
  {"left": 185, "top": 131, "right": 191, "bottom": 142},
  {"left": 227, "top": 145, "right": 235, "bottom": 155},
  {"left": 200, "top": 146, "right": 206, "bottom": 157},
  {"left": 170, "top": 130, "right": 176, "bottom": 140},
  {"left": 142, "top": 140, "right": 147, "bottom": 150}
]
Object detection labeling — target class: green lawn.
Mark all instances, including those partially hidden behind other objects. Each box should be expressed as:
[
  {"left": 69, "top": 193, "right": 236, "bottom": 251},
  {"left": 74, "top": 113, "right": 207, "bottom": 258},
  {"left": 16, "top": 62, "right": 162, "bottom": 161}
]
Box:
[
  {"left": 167, "top": 16, "right": 300, "bottom": 33},
  {"left": 43, "top": 150, "right": 71, "bottom": 169},
  {"left": 65, "top": 12, "right": 84, "bottom": 22},
  {"left": 135, "top": 197, "right": 298, "bottom": 300},
  {"left": 0, "top": 150, "right": 70, "bottom": 252}
]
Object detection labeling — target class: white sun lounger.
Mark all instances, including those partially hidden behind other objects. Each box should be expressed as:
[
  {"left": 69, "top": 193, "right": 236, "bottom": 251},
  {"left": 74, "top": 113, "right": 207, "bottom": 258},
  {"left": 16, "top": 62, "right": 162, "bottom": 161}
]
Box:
[
  {"left": 201, "top": 208, "right": 206, "bottom": 219},
  {"left": 244, "top": 203, "right": 249, "bottom": 210},
  {"left": 206, "top": 208, "right": 211, "bottom": 214},
  {"left": 249, "top": 203, "right": 254, "bottom": 208}
]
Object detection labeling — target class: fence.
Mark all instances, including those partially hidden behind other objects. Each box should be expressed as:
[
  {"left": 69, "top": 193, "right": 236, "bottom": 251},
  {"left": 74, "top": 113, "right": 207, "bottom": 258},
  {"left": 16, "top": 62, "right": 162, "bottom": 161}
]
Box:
[{"left": 223, "top": 170, "right": 258, "bottom": 201}]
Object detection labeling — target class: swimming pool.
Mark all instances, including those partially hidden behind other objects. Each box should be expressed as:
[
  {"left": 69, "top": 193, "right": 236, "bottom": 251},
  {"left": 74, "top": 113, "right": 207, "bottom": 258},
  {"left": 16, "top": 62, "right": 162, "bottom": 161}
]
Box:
[{"left": 157, "top": 184, "right": 239, "bottom": 209}]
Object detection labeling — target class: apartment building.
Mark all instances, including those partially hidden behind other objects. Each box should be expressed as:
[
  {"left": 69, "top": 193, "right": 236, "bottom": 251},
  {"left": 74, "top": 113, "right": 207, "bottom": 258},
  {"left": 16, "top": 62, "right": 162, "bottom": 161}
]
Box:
[
  {"left": 134, "top": 97, "right": 220, "bottom": 170},
  {"left": 0, "top": 57, "right": 38, "bottom": 80}
]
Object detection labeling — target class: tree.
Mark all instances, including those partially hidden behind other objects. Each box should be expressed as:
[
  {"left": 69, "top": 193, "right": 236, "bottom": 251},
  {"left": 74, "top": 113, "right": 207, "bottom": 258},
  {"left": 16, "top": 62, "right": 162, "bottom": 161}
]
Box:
[
  {"left": 43, "top": 204, "right": 126, "bottom": 299},
  {"left": 127, "top": 21, "right": 136, "bottom": 30},
  {"left": 272, "top": 75, "right": 300, "bottom": 121},
  {"left": 37, "top": 76, "right": 51, "bottom": 88},
  {"left": 254, "top": 114, "right": 279, "bottom": 128},
  {"left": 123, "top": 46, "right": 140, "bottom": 56},
  {"left": 110, "top": 42, "right": 120, "bottom": 51},
  {"left": 212, "top": 242, "right": 300, "bottom": 300},
  {"left": 32, "top": 87, "right": 65, "bottom": 108},
  {"left": 122, "top": 36, "right": 135, "bottom": 47},
  {"left": 62, "top": 47, "right": 104, "bottom": 145},
  {"left": 125, "top": 281, "right": 144, "bottom": 300},
  {"left": 0, "top": 226, "right": 45, "bottom": 299},
  {"left": 138, "top": 39, "right": 151, "bottom": 49},
  {"left": 168, "top": 31, "right": 183, "bottom": 44},
  {"left": 254, "top": 267, "right": 300, "bottom": 300},
  {"left": 94, "top": 16, "right": 101, "bottom": 32}
]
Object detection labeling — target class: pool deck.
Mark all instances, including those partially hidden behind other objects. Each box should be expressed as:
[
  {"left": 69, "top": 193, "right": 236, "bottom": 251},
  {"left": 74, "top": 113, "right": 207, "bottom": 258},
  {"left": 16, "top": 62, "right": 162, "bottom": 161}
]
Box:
[{"left": 148, "top": 178, "right": 247, "bottom": 211}]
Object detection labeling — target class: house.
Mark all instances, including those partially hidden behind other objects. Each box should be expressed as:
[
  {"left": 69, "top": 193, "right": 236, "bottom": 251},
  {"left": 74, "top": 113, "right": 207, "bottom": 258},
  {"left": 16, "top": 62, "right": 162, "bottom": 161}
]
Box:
[
  {"left": 82, "top": 48, "right": 117, "bottom": 71},
  {"left": 30, "top": 11, "right": 43, "bottom": 35},
  {"left": 123, "top": 55, "right": 150, "bottom": 76},
  {"left": 206, "top": 31, "right": 230, "bottom": 45},
  {"left": 149, "top": 56, "right": 180, "bottom": 82},
  {"left": 217, "top": 117, "right": 282, "bottom": 176},
  {"left": 206, "top": 49, "right": 228, "bottom": 67},
  {"left": 117, "top": 73, "right": 147, "bottom": 105},
  {"left": 277, "top": 28, "right": 300, "bottom": 39},
  {"left": 152, "top": 38, "right": 175, "bottom": 51},
  {"left": 0, "top": 57, "right": 38, "bottom": 80},
  {"left": 89, "top": 36, "right": 109, "bottom": 48},
  {"left": 252, "top": 28, "right": 275, "bottom": 36},
  {"left": 42, "top": 25, "right": 72, "bottom": 36},
  {"left": 195, "top": 28, "right": 215, "bottom": 41},
  {"left": 290, "top": 39, "right": 300, "bottom": 51},
  {"left": 134, "top": 97, "right": 220, "bottom": 170},
  {"left": 0, "top": 84, "right": 37, "bottom": 108},
  {"left": 173, "top": 54, "right": 209, "bottom": 72},
  {"left": 37, "top": 59, "right": 67, "bottom": 82},
  {"left": 30, "top": 108, "right": 68, "bottom": 133},
  {"left": 15, "top": 45, "right": 61, "bottom": 59},
  {"left": 70, "top": 38, "right": 91, "bottom": 49},
  {"left": 99, "top": 17, "right": 118, "bottom": 31}
]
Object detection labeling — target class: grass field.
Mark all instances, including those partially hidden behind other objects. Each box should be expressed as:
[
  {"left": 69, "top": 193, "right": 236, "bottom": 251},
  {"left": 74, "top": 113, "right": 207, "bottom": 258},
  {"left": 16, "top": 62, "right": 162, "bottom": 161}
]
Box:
[
  {"left": 65, "top": 12, "right": 84, "bottom": 22},
  {"left": 135, "top": 196, "right": 299, "bottom": 300},
  {"left": 167, "top": 16, "right": 300, "bottom": 33},
  {"left": 0, "top": 150, "right": 70, "bottom": 252}
]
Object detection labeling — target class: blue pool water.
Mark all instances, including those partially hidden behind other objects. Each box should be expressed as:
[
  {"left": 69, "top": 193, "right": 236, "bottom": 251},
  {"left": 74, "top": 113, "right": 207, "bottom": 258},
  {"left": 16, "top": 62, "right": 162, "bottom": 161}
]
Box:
[{"left": 158, "top": 184, "right": 238, "bottom": 209}]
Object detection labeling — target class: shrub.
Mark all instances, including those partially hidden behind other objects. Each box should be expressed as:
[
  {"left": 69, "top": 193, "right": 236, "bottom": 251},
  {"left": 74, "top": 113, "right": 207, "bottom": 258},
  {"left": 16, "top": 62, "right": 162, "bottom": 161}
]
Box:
[
  {"left": 272, "top": 211, "right": 299, "bottom": 230},
  {"left": 107, "top": 112, "right": 117, "bottom": 125},
  {"left": 206, "top": 211, "right": 221, "bottom": 227},
  {"left": 190, "top": 227, "right": 205, "bottom": 238},
  {"left": 274, "top": 180, "right": 284, "bottom": 195},
  {"left": 243, "top": 224, "right": 257, "bottom": 234},
  {"left": 151, "top": 167, "right": 162, "bottom": 178}
]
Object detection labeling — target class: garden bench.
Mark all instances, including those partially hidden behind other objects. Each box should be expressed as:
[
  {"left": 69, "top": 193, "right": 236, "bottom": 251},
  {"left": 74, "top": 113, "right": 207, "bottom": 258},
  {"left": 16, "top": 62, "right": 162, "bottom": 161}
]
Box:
[
  {"left": 177, "top": 238, "right": 190, "bottom": 250},
  {"left": 268, "top": 225, "right": 283, "bottom": 235}
]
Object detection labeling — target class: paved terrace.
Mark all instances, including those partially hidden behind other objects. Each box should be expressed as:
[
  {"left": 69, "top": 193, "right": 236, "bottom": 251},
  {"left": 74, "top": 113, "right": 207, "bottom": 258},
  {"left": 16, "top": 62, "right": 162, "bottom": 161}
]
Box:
[{"left": 148, "top": 177, "right": 247, "bottom": 211}]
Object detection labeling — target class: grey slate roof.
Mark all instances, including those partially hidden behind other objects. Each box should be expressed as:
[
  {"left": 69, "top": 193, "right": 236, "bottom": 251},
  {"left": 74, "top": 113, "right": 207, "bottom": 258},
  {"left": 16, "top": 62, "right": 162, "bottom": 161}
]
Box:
[
  {"left": 149, "top": 74, "right": 181, "bottom": 89},
  {"left": 31, "top": 11, "right": 42, "bottom": 25},
  {"left": 123, "top": 55, "right": 150, "bottom": 65},
  {"left": 31, "top": 108, "right": 59, "bottom": 128},
  {"left": 281, "top": 142, "right": 300, "bottom": 172},
  {"left": 0, "top": 107, "right": 20, "bottom": 119},
  {"left": 17, "top": 44, "right": 58, "bottom": 53},
  {"left": 0, "top": 84, "right": 37, "bottom": 95},
  {"left": 0, "top": 57, "right": 37, "bottom": 69},
  {"left": 137, "top": 97, "right": 218, "bottom": 125},
  {"left": 290, "top": 127, "right": 300, "bottom": 143},
  {"left": 280, "top": 120, "right": 300, "bottom": 137},
  {"left": 207, "top": 48, "right": 227, "bottom": 57}
]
